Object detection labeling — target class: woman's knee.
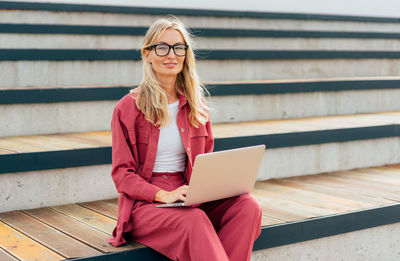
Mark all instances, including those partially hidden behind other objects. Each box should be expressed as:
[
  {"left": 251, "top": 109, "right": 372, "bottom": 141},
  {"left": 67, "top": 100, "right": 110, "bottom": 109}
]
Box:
[
  {"left": 181, "top": 208, "right": 213, "bottom": 228},
  {"left": 237, "top": 193, "right": 262, "bottom": 218}
]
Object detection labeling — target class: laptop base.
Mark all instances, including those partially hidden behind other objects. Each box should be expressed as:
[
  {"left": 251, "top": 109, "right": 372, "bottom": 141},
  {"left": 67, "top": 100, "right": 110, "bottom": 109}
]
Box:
[{"left": 155, "top": 202, "right": 187, "bottom": 208}]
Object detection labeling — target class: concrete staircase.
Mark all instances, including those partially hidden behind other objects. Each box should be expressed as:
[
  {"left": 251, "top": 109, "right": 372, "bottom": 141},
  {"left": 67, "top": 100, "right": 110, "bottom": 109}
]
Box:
[{"left": 0, "top": 1, "right": 399, "bottom": 260}]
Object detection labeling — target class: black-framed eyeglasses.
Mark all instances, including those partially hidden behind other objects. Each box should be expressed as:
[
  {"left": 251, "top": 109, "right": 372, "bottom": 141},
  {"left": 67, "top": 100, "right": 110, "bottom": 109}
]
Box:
[{"left": 148, "top": 44, "right": 188, "bottom": 57}]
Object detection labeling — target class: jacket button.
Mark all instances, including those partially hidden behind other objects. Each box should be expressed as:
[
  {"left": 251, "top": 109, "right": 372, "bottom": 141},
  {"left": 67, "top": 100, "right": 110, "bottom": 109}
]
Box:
[
  {"left": 181, "top": 128, "right": 184, "bottom": 133},
  {"left": 187, "top": 147, "right": 190, "bottom": 152},
  {"left": 163, "top": 174, "right": 167, "bottom": 178}
]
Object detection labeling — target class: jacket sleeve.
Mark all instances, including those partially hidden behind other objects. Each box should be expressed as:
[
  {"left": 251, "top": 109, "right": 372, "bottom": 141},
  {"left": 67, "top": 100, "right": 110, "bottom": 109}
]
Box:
[
  {"left": 110, "top": 107, "right": 161, "bottom": 203},
  {"left": 204, "top": 116, "right": 214, "bottom": 154}
]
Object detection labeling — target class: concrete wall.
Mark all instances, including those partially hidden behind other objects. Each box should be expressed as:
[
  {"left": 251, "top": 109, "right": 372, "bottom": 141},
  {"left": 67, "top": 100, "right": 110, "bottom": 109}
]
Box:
[
  {"left": 3, "top": 59, "right": 400, "bottom": 88},
  {"left": 251, "top": 222, "right": 400, "bottom": 260},
  {"left": 3, "top": 10, "right": 400, "bottom": 32},
  {"left": 5, "top": 34, "right": 400, "bottom": 51},
  {"left": 0, "top": 164, "right": 117, "bottom": 213},
  {"left": 7, "top": 0, "right": 400, "bottom": 18}
]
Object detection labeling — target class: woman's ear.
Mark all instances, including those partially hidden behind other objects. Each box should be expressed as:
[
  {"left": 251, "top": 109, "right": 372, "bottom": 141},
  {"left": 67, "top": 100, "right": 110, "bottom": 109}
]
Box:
[{"left": 143, "top": 49, "right": 152, "bottom": 64}]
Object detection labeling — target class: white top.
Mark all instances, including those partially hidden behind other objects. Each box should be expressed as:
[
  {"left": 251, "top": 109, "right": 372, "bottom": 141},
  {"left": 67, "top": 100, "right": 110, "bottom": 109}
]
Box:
[{"left": 152, "top": 100, "right": 186, "bottom": 172}]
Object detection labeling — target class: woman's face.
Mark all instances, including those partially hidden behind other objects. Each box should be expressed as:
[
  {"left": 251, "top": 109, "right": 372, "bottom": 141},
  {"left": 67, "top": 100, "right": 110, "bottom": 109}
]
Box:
[{"left": 144, "top": 29, "right": 186, "bottom": 79}]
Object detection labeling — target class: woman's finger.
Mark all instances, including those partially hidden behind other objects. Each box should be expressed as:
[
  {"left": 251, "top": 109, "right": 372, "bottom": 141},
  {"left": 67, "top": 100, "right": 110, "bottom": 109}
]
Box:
[
  {"left": 179, "top": 185, "right": 189, "bottom": 190},
  {"left": 178, "top": 194, "right": 186, "bottom": 201}
]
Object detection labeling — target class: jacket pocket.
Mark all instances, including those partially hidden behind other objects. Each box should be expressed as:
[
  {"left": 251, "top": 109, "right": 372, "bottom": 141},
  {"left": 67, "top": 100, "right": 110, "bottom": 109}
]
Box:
[
  {"left": 128, "top": 128, "right": 149, "bottom": 164},
  {"left": 127, "top": 130, "right": 136, "bottom": 144},
  {"left": 188, "top": 125, "right": 208, "bottom": 138},
  {"left": 136, "top": 128, "right": 149, "bottom": 144},
  {"left": 188, "top": 125, "right": 208, "bottom": 156},
  {"left": 136, "top": 128, "right": 149, "bottom": 164}
]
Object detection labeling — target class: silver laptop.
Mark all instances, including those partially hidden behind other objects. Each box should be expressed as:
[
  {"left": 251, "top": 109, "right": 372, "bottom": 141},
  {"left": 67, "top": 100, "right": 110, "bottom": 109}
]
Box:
[{"left": 155, "top": 144, "right": 266, "bottom": 208}]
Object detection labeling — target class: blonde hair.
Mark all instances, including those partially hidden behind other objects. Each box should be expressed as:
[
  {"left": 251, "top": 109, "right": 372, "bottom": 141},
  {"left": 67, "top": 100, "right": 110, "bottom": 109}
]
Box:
[{"left": 131, "top": 17, "right": 209, "bottom": 128}]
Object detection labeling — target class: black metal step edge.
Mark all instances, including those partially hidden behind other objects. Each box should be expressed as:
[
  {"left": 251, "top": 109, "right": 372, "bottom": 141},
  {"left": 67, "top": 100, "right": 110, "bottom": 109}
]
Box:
[
  {"left": 1, "top": 1, "right": 399, "bottom": 23},
  {"left": 67, "top": 204, "right": 400, "bottom": 260},
  {"left": 3, "top": 49, "right": 400, "bottom": 61},
  {"left": 1, "top": 124, "right": 399, "bottom": 174},
  {"left": 2, "top": 23, "right": 400, "bottom": 39},
  {"left": 2, "top": 79, "right": 400, "bottom": 105}
]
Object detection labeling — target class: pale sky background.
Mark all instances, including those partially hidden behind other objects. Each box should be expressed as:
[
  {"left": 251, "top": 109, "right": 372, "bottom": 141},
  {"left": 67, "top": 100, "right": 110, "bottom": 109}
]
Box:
[{"left": 8, "top": 0, "right": 400, "bottom": 18}]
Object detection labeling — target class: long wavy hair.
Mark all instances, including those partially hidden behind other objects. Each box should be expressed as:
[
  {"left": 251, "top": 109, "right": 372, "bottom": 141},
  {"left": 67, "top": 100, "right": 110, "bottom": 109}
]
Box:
[{"left": 131, "top": 17, "right": 209, "bottom": 128}]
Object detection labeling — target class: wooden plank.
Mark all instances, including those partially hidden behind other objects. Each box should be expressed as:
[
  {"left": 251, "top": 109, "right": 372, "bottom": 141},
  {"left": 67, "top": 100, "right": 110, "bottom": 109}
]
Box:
[
  {"left": 62, "top": 132, "right": 111, "bottom": 146},
  {"left": 0, "top": 211, "right": 101, "bottom": 259},
  {"left": 256, "top": 200, "right": 310, "bottom": 222},
  {"left": 385, "top": 164, "right": 400, "bottom": 169},
  {"left": 103, "top": 198, "right": 118, "bottom": 207},
  {"left": 301, "top": 173, "right": 400, "bottom": 201},
  {"left": 326, "top": 172, "right": 400, "bottom": 196},
  {"left": 0, "top": 137, "right": 46, "bottom": 153},
  {"left": 0, "top": 248, "right": 18, "bottom": 261},
  {"left": 351, "top": 169, "right": 400, "bottom": 185},
  {"left": 376, "top": 165, "right": 400, "bottom": 172},
  {"left": 24, "top": 208, "right": 140, "bottom": 253},
  {"left": 255, "top": 181, "right": 361, "bottom": 213},
  {"left": 212, "top": 111, "right": 400, "bottom": 138},
  {"left": 377, "top": 168, "right": 400, "bottom": 177},
  {"left": 368, "top": 167, "right": 400, "bottom": 177},
  {"left": 252, "top": 189, "right": 333, "bottom": 220},
  {"left": 21, "top": 135, "right": 95, "bottom": 151},
  {"left": 0, "top": 148, "right": 18, "bottom": 155},
  {"left": 51, "top": 204, "right": 116, "bottom": 235},
  {"left": 0, "top": 220, "right": 64, "bottom": 261},
  {"left": 274, "top": 176, "right": 394, "bottom": 207},
  {"left": 0, "top": 135, "right": 84, "bottom": 152},
  {"left": 252, "top": 190, "right": 310, "bottom": 221},
  {"left": 261, "top": 215, "right": 285, "bottom": 226},
  {"left": 0, "top": 131, "right": 111, "bottom": 154},
  {"left": 78, "top": 201, "right": 118, "bottom": 220}
]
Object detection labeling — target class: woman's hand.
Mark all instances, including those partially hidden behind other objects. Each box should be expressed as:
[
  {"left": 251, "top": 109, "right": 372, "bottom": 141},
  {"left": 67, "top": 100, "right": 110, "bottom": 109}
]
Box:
[{"left": 154, "top": 185, "right": 189, "bottom": 203}]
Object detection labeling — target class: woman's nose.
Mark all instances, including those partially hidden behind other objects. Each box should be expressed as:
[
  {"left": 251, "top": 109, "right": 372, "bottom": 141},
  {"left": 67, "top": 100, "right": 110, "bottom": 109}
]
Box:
[{"left": 167, "top": 48, "right": 177, "bottom": 58}]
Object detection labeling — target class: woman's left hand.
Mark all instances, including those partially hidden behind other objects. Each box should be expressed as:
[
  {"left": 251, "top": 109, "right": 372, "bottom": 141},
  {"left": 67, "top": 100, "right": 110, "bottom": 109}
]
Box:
[{"left": 154, "top": 185, "right": 189, "bottom": 203}]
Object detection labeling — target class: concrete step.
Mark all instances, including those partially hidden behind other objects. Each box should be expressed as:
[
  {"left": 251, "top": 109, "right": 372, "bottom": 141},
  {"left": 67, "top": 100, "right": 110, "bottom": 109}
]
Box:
[
  {"left": 2, "top": 1, "right": 400, "bottom": 33},
  {"left": 0, "top": 164, "right": 399, "bottom": 260},
  {"left": 1, "top": 112, "right": 399, "bottom": 211},
  {"left": 2, "top": 49, "right": 400, "bottom": 87},
  {"left": 3, "top": 24, "right": 400, "bottom": 51},
  {"left": 1, "top": 77, "right": 400, "bottom": 136}
]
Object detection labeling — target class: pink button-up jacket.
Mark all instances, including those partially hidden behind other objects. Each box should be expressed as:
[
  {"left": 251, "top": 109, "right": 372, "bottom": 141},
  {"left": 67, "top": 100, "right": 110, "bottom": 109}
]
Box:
[{"left": 107, "top": 91, "right": 214, "bottom": 247}]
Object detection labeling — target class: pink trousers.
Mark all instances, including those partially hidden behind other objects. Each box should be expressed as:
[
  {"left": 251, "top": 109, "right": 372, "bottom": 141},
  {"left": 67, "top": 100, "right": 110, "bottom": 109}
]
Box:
[{"left": 129, "top": 172, "right": 262, "bottom": 261}]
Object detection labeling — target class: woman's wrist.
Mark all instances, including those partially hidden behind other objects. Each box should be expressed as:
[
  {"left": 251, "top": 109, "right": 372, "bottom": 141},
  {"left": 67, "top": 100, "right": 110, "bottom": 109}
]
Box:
[{"left": 154, "top": 189, "right": 167, "bottom": 203}]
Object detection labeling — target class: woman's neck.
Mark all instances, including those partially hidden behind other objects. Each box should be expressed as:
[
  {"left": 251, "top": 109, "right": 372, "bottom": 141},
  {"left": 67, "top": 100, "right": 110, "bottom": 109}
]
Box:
[{"left": 158, "top": 75, "right": 179, "bottom": 104}]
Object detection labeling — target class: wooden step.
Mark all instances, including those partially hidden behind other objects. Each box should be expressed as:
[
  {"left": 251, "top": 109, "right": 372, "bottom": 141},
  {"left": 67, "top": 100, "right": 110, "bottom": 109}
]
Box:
[
  {"left": 2, "top": 76, "right": 400, "bottom": 100},
  {"left": 2, "top": 49, "right": 400, "bottom": 87},
  {"left": 2, "top": 1, "right": 400, "bottom": 33},
  {"left": 3, "top": 23, "right": 400, "bottom": 39},
  {"left": 0, "top": 111, "right": 398, "bottom": 153},
  {"left": 2, "top": 77, "right": 400, "bottom": 136},
  {"left": 0, "top": 111, "right": 399, "bottom": 213},
  {"left": 0, "top": 165, "right": 398, "bottom": 260},
  {"left": 4, "top": 49, "right": 400, "bottom": 61},
  {"left": 1, "top": 111, "right": 399, "bottom": 171},
  {"left": 3, "top": 24, "right": 400, "bottom": 51}
]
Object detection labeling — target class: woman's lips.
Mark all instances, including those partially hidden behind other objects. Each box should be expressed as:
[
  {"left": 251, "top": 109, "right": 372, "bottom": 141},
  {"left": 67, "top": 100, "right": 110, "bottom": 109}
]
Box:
[{"left": 163, "top": 62, "right": 177, "bottom": 68}]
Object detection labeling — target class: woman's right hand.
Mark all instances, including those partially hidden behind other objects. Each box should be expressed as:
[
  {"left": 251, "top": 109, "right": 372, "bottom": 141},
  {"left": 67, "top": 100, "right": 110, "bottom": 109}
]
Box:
[{"left": 154, "top": 185, "right": 189, "bottom": 204}]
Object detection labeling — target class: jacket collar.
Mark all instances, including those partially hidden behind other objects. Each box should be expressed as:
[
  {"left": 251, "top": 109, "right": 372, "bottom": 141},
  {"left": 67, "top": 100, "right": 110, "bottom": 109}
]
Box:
[{"left": 178, "top": 93, "right": 188, "bottom": 108}]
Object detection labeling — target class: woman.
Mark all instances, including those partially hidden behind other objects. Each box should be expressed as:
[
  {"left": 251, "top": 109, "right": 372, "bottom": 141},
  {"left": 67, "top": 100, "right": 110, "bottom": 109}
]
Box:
[{"left": 108, "top": 17, "right": 262, "bottom": 261}]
